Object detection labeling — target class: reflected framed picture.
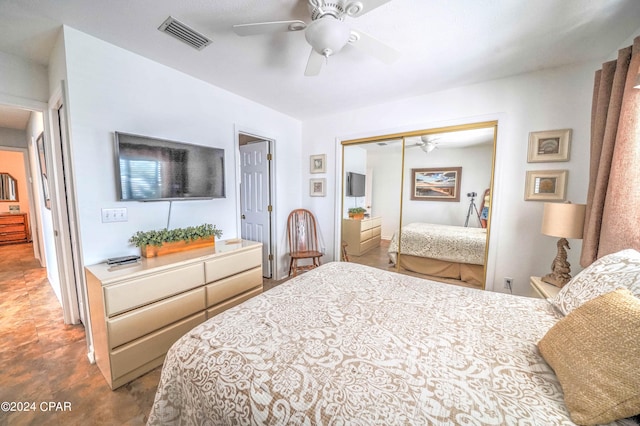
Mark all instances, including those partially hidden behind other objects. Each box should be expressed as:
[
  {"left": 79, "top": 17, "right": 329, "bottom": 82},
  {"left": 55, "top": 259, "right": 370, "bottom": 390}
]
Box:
[
  {"left": 410, "top": 167, "right": 461, "bottom": 201},
  {"left": 36, "top": 132, "right": 51, "bottom": 209},
  {"left": 525, "top": 170, "right": 567, "bottom": 201},
  {"left": 527, "top": 129, "right": 571, "bottom": 162},
  {"left": 310, "top": 178, "right": 326, "bottom": 197},
  {"left": 310, "top": 154, "right": 326, "bottom": 174}
]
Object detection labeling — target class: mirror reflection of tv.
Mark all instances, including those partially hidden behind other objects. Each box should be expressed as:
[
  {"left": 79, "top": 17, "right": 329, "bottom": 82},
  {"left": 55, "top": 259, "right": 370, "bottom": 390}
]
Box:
[
  {"left": 346, "top": 172, "right": 365, "bottom": 197},
  {"left": 114, "top": 132, "right": 225, "bottom": 201}
]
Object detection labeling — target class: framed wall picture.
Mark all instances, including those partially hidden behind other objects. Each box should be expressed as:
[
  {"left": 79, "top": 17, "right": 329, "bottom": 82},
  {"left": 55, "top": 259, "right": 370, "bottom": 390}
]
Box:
[
  {"left": 36, "top": 132, "right": 51, "bottom": 209},
  {"left": 310, "top": 154, "right": 326, "bottom": 174},
  {"left": 527, "top": 129, "right": 571, "bottom": 162},
  {"left": 410, "top": 167, "right": 462, "bottom": 201},
  {"left": 524, "top": 170, "right": 568, "bottom": 201},
  {"left": 309, "top": 178, "right": 326, "bottom": 197}
]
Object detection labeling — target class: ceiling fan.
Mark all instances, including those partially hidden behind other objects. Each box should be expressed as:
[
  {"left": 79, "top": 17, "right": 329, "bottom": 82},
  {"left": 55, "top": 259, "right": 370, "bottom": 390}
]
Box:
[
  {"left": 232, "top": 0, "right": 400, "bottom": 76},
  {"left": 408, "top": 136, "right": 440, "bottom": 153}
]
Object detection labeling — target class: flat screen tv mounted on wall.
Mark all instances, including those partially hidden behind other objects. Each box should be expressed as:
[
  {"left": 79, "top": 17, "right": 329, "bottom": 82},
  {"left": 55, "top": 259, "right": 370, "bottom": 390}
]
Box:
[
  {"left": 114, "top": 132, "right": 225, "bottom": 201},
  {"left": 346, "top": 171, "right": 366, "bottom": 197}
]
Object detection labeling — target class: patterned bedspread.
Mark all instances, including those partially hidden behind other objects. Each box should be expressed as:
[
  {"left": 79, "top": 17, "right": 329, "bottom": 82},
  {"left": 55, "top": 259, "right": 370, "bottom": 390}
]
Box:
[
  {"left": 146, "top": 262, "right": 604, "bottom": 425},
  {"left": 388, "top": 222, "right": 487, "bottom": 265}
]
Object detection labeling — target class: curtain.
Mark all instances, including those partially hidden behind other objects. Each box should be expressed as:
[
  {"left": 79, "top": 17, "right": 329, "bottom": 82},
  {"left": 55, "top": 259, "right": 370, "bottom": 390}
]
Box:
[{"left": 581, "top": 36, "right": 640, "bottom": 267}]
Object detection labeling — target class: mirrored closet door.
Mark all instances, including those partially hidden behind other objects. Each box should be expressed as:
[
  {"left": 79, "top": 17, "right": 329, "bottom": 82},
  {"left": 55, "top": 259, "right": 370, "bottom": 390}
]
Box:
[{"left": 340, "top": 121, "right": 497, "bottom": 289}]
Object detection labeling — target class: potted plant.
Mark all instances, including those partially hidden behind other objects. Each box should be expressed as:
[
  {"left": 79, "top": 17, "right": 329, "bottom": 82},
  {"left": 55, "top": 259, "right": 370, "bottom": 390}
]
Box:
[
  {"left": 129, "top": 223, "right": 223, "bottom": 258},
  {"left": 348, "top": 207, "right": 367, "bottom": 220}
]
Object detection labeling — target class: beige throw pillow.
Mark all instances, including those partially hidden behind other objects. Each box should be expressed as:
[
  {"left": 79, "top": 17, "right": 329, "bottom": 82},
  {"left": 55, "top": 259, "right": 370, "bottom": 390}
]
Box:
[
  {"left": 538, "top": 288, "right": 640, "bottom": 425},
  {"left": 550, "top": 249, "right": 640, "bottom": 316}
]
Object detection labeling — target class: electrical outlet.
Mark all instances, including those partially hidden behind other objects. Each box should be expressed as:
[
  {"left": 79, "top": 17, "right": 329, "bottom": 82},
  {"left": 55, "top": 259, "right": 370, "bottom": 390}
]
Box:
[{"left": 504, "top": 277, "right": 513, "bottom": 290}]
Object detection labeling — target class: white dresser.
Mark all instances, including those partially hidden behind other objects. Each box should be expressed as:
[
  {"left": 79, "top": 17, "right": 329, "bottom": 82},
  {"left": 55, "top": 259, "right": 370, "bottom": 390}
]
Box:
[
  {"left": 85, "top": 239, "right": 262, "bottom": 389},
  {"left": 342, "top": 216, "right": 382, "bottom": 256}
]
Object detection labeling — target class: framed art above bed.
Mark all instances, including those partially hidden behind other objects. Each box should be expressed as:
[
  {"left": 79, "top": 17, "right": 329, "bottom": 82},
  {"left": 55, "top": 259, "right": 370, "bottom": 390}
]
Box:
[{"left": 410, "top": 167, "right": 462, "bottom": 201}]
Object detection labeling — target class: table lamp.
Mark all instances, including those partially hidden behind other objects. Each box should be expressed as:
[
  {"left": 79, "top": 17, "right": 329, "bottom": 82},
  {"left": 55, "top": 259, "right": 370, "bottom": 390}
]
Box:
[{"left": 541, "top": 202, "right": 586, "bottom": 287}]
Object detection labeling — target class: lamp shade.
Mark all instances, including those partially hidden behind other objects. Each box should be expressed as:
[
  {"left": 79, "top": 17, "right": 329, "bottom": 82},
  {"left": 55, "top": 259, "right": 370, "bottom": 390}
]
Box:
[{"left": 541, "top": 202, "right": 586, "bottom": 239}]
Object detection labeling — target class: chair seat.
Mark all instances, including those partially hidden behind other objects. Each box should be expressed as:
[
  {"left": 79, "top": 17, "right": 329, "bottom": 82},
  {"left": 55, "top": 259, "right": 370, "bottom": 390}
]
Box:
[{"left": 290, "top": 250, "right": 323, "bottom": 259}]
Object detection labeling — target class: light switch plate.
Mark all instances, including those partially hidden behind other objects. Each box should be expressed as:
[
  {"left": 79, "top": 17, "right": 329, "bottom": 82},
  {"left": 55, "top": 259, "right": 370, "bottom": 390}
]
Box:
[{"left": 101, "top": 208, "right": 128, "bottom": 223}]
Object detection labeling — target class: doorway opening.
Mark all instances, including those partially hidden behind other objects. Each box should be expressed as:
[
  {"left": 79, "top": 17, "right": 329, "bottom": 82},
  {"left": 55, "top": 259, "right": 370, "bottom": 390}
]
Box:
[{"left": 238, "top": 132, "right": 275, "bottom": 279}]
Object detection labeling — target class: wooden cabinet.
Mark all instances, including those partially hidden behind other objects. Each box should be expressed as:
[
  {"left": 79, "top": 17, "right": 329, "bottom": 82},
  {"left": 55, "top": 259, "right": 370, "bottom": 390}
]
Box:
[
  {"left": 85, "top": 239, "right": 262, "bottom": 390},
  {"left": 0, "top": 213, "right": 30, "bottom": 245},
  {"left": 342, "top": 216, "right": 382, "bottom": 256}
]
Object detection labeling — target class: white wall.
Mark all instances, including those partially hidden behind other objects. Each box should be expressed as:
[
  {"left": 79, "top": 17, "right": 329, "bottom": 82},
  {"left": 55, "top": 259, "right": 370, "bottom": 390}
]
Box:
[
  {"left": 302, "top": 61, "right": 597, "bottom": 296},
  {"left": 61, "top": 27, "right": 302, "bottom": 278},
  {"left": 0, "top": 51, "right": 48, "bottom": 102}
]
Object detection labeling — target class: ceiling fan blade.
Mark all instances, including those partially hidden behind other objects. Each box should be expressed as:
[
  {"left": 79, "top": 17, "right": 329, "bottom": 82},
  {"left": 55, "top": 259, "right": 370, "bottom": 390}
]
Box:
[
  {"left": 345, "top": 0, "right": 393, "bottom": 17},
  {"left": 304, "top": 49, "right": 325, "bottom": 76},
  {"left": 349, "top": 30, "right": 399, "bottom": 64},
  {"left": 232, "top": 20, "right": 307, "bottom": 36}
]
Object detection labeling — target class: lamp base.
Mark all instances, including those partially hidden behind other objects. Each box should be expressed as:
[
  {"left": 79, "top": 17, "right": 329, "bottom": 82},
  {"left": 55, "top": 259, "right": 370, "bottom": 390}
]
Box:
[{"left": 541, "top": 237, "right": 572, "bottom": 288}]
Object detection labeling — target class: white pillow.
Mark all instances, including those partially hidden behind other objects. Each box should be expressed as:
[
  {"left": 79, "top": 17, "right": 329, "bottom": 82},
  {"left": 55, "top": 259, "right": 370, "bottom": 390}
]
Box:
[{"left": 550, "top": 249, "right": 640, "bottom": 316}]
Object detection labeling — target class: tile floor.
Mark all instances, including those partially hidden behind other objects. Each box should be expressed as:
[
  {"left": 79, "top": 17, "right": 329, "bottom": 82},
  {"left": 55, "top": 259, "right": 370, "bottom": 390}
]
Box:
[{"left": 0, "top": 243, "right": 163, "bottom": 425}]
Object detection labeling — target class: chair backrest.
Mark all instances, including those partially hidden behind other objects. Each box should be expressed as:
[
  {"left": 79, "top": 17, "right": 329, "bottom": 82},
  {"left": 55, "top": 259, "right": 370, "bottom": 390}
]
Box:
[{"left": 287, "top": 209, "right": 320, "bottom": 253}]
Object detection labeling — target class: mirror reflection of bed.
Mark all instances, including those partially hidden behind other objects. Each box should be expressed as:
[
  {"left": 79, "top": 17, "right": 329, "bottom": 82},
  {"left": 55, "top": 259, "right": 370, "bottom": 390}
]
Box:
[{"left": 341, "top": 122, "right": 496, "bottom": 289}]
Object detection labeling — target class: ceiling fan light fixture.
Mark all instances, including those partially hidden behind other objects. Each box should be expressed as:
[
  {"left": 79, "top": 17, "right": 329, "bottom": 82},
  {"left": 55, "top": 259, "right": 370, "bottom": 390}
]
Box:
[
  {"left": 305, "top": 16, "right": 351, "bottom": 57},
  {"left": 421, "top": 142, "right": 437, "bottom": 153}
]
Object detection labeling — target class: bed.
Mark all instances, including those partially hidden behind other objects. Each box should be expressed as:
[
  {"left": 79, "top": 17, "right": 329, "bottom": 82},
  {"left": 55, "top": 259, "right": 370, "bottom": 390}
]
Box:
[
  {"left": 388, "top": 222, "right": 487, "bottom": 286},
  {"left": 148, "top": 252, "right": 640, "bottom": 426}
]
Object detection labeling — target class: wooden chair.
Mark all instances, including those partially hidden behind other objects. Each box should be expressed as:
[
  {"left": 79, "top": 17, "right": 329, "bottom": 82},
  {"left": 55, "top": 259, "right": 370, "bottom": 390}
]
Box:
[
  {"left": 287, "top": 209, "right": 323, "bottom": 277},
  {"left": 341, "top": 241, "right": 350, "bottom": 262}
]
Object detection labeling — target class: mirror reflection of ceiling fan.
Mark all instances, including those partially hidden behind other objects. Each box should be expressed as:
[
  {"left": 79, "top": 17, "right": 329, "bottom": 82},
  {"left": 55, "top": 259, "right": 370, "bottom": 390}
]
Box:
[
  {"left": 232, "top": 0, "right": 400, "bottom": 76},
  {"left": 408, "top": 136, "right": 441, "bottom": 154}
]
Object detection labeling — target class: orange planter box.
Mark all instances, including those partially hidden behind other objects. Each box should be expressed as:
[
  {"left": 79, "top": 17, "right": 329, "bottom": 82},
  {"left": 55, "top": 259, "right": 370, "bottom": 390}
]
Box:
[{"left": 140, "top": 236, "right": 215, "bottom": 258}]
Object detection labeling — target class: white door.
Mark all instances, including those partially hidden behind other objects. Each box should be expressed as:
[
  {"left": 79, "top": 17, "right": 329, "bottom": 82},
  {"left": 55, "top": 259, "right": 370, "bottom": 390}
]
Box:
[{"left": 240, "top": 141, "right": 272, "bottom": 277}]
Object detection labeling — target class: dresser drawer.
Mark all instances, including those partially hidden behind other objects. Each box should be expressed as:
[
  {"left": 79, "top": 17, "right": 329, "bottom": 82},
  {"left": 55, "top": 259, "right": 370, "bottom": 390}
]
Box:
[
  {"left": 104, "top": 263, "right": 204, "bottom": 317},
  {"left": 361, "top": 228, "right": 373, "bottom": 241},
  {"left": 368, "top": 217, "right": 382, "bottom": 228},
  {"left": 206, "top": 266, "right": 262, "bottom": 307},
  {"left": 207, "top": 287, "right": 262, "bottom": 318},
  {"left": 362, "top": 236, "right": 381, "bottom": 253},
  {"left": 110, "top": 312, "right": 206, "bottom": 380},
  {"left": 0, "top": 231, "right": 27, "bottom": 241},
  {"left": 107, "top": 287, "right": 205, "bottom": 349},
  {"left": 0, "top": 215, "right": 25, "bottom": 225},
  {"left": 204, "top": 247, "right": 261, "bottom": 282},
  {"left": 0, "top": 224, "right": 25, "bottom": 233}
]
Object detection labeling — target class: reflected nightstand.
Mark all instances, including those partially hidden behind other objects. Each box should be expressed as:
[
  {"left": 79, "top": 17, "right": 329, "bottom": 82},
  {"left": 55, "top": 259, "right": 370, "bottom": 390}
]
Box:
[{"left": 530, "top": 276, "right": 562, "bottom": 299}]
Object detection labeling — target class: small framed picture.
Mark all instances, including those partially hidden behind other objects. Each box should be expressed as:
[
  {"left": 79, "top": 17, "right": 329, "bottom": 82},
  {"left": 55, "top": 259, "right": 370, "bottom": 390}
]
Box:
[
  {"left": 525, "top": 170, "right": 568, "bottom": 201},
  {"left": 310, "top": 178, "right": 326, "bottom": 197},
  {"left": 527, "top": 129, "right": 571, "bottom": 163},
  {"left": 310, "top": 154, "right": 326, "bottom": 174}
]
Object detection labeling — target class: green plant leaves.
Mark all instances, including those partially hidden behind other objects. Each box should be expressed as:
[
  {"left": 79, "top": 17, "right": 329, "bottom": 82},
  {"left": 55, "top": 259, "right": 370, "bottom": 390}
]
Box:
[{"left": 128, "top": 223, "right": 222, "bottom": 247}]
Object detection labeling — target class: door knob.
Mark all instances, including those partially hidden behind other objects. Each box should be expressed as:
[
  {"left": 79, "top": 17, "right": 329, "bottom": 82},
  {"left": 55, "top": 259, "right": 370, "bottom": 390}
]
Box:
[{"left": 241, "top": 214, "right": 246, "bottom": 219}]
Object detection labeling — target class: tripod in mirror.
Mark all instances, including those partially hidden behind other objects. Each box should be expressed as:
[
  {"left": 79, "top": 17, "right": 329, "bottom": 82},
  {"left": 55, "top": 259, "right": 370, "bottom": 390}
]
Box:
[{"left": 464, "top": 192, "right": 481, "bottom": 227}]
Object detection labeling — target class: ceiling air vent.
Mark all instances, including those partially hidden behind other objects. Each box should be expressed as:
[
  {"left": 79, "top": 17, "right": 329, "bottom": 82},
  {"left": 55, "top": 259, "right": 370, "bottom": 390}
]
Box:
[{"left": 158, "top": 16, "right": 211, "bottom": 50}]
